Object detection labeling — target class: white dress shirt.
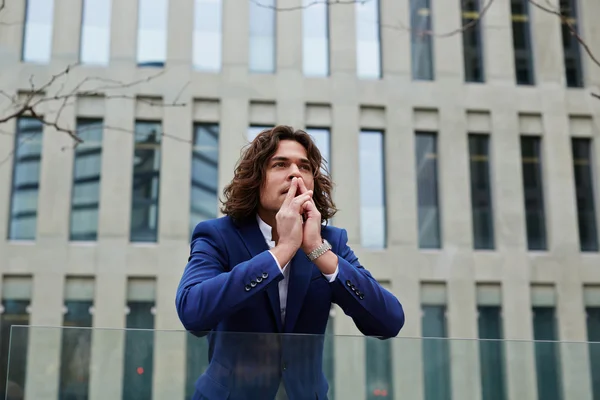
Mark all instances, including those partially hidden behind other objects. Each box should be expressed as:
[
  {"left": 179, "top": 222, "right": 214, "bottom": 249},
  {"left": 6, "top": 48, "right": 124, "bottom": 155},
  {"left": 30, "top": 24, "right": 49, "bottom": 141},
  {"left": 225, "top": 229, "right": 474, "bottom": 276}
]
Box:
[{"left": 257, "top": 215, "right": 338, "bottom": 323}]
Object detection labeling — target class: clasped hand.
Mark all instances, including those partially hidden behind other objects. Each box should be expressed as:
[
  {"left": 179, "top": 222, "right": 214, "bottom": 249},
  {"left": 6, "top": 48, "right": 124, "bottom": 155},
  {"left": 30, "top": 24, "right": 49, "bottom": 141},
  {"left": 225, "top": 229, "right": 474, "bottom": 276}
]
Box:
[{"left": 275, "top": 177, "right": 322, "bottom": 256}]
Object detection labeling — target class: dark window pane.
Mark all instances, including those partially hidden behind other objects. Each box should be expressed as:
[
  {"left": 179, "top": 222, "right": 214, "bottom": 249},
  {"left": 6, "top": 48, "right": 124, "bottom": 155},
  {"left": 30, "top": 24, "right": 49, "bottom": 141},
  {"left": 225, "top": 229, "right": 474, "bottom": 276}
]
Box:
[
  {"left": 416, "top": 132, "right": 441, "bottom": 249},
  {"left": 70, "top": 119, "right": 103, "bottom": 241},
  {"left": 511, "top": 0, "right": 534, "bottom": 85},
  {"left": 586, "top": 308, "right": 600, "bottom": 400},
  {"left": 469, "top": 134, "right": 495, "bottom": 249},
  {"left": 521, "top": 136, "right": 547, "bottom": 250},
  {"left": 8, "top": 118, "right": 44, "bottom": 240},
  {"left": 323, "top": 315, "right": 335, "bottom": 399},
  {"left": 190, "top": 124, "right": 220, "bottom": 234},
  {"left": 572, "top": 138, "right": 598, "bottom": 251},
  {"left": 560, "top": 0, "right": 583, "bottom": 87},
  {"left": 123, "top": 301, "right": 154, "bottom": 400},
  {"left": 1, "top": 301, "right": 30, "bottom": 398},
  {"left": 532, "top": 307, "right": 562, "bottom": 400},
  {"left": 130, "top": 121, "right": 161, "bottom": 242},
  {"left": 411, "top": 0, "right": 434, "bottom": 80},
  {"left": 462, "top": 0, "right": 485, "bottom": 82},
  {"left": 478, "top": 306, "right": 507, "bottom": 400},
  {"left": 422, "top": 306, "right": 451, "bottom": 400},
  {"left": 185, "top": 333, "right": 209, "bottom": 399},
  {"left": 366, "top": 337, "right": 393, "bottom": 400}
]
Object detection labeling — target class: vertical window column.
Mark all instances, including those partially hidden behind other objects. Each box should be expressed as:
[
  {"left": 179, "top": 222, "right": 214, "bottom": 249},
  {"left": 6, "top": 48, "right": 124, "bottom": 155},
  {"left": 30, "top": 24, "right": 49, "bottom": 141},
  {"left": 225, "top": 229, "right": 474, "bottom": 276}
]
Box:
[
  {"left": 559, "top": 0, "right": 583, "bottom": 87},
  {"left": 355, "top": 0, "right": 381, "bottom": 79},
  {"left": 249, "top": 0, "right": 276, "bottom": 73},
  {"left": 468, "top": 134, "right": 494, "bottom": 249},
  {"left": 193, "top": 0, "right": 223, "bottom": 72},
  {"left": 584, "top": 286, "right": 600, "bottom": 400},
  {"left": 8, "top": 118, "right": 44, "bottom": 241},
  {"left": 306, "top": 128, "right": 331, "bottom": 174},
  {"left": 130, "top": 121, "right": 162, "bottom": 243},
  {"left": 462, "top": 0, "right": 484, "bottom": 82},
  {"left": 22, "top": 0, "right": 55, "bottom": 63},
  {"left": 302, "top": 0, "right": 329, "bottom": 77},
  {"left": 520, "top": 136, "right": 547, "bottom": 250},
  {"left": 359, "top": 130, "right": 386, "bottom": 248},
  {"left": 190, "top": 124, "right": 220, "bottom": 234},
  {"left": 415, "top": 132, "right": 441, "bottom": 249},
  {"left": 79, "top": 0, "right": 111, "bottom": 64},
  {"left": 571, "top": 138, "right": 598, "bottom": 251},
  {"left": 136, "top": 0, "right": 168, "bottom": 67},
  {"left": 410, "top": 0, "right": 434, "bottom": 81},
  {"left": 511, "top": 0, "right": 535, "bottom": 85}
]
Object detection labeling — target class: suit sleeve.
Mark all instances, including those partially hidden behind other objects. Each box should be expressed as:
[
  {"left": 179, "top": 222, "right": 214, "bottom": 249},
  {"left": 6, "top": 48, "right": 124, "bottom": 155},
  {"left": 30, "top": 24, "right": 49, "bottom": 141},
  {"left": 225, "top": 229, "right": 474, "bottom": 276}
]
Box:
[
  {"left": 330, "top": 229, "right": 405, "bottom": 339},
  {"left": 175, "top": 221, "right": 283, "bottom": 332}
]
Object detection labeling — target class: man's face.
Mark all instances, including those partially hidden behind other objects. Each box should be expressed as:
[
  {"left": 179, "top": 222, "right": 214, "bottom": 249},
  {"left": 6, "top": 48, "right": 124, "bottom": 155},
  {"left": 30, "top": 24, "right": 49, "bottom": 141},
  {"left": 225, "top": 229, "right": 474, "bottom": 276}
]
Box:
[{"left": 259, "top": 140, "right": 315, "bottom": 215}]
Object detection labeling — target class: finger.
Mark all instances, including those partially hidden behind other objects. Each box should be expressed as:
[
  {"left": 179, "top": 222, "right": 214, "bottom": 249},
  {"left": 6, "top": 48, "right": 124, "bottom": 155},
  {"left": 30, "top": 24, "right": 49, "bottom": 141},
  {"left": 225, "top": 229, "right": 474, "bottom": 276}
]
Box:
[
  {"left": 282, "top": 178, "right": 298, "bottom": 206},
  {"left": 297, "top": 177, "right": 308, "bottom": 194},
  {"left": 289, "top": 192, "right": 313, "bottom": 211}
]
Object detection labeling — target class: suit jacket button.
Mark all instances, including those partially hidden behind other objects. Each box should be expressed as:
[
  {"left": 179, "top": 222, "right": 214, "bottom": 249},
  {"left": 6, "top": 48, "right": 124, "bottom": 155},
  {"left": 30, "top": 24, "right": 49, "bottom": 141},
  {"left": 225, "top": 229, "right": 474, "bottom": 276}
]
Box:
[
  {"left": 245, "top": 284, "right": 251, "bottom": 291},
  {"left": 262, "top": 272, "right": 269, "bottom": 279},
  {"left": 256, "top": 276, "right": 263, "bottom": 283},
  {"left": 346, "top": 280, "right": 352, "bottom": 287},
  {"left": 250, "top": 280, "right": 257, "bottom": 287},
  {"left": 359, "top": 293, "right": 365, "bottom": 300}
]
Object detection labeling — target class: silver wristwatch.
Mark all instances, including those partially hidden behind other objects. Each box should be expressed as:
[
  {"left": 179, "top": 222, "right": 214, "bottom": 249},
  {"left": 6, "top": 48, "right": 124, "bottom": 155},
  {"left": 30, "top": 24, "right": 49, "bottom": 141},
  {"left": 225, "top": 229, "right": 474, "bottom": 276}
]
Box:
[{"left": 307, "top": 239, "right": 332, "bottom": 261}]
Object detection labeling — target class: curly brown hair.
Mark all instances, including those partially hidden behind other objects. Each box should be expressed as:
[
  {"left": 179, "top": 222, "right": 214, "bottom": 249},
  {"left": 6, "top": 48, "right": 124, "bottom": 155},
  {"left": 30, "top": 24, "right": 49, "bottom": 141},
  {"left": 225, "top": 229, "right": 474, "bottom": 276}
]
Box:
[{"left": 220, "top": 125, "right": 337, "bottom": 223}]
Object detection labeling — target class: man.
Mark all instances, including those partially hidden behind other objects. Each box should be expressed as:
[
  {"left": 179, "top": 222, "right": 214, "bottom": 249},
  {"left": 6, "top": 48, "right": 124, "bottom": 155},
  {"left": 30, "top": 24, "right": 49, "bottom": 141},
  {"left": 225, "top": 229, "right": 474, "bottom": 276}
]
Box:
[{"left": 176, "top": 125, "right": 405, "bottom": 400}]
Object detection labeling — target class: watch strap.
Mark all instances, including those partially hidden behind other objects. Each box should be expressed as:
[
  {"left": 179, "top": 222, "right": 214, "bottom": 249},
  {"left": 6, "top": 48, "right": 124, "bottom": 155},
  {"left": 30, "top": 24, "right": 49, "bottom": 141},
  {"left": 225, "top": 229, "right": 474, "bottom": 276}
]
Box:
[{"left": 307, "top": 240, "right": 332, "bottom": 261}]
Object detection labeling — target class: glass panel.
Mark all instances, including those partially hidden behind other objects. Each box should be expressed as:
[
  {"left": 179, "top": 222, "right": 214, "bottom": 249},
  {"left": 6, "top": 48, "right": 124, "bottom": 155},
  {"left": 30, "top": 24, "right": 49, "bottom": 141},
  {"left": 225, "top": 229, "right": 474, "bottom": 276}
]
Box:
[
  {"left": 22, "top": 0, "right": 55, "bottom": 63},
  {"left": 462, "top": 0, "right": 485, "bottom": 82},
  {"left": 123, "top": 302, "right": 155, "bottom": 400},
  {"left": 468, "top": 134, "right": 495, "bottom": 250},
  {"left": 571, "top": 138, "right": 598, "bottom": 252},
  {"left": 560, "top": 0, "right": 583, "bottom": 87},
  {"left": 80, "top": 0, "right": 112, "bottom": 65},
  {"left": 136, "top": 0, "right": 168, "bottom": 67},
  {"left": 422, "top": 306, "right": 451, "bottom": 400},
  {"left": 365, "top": 337, "right": 393, "bottom": 399},
  {"left": 511, "top": 0, "right": 535, "bottom": 85},
  {"left": 478, "top": 306, "right": 507, "bottom": 400},
  {"left": 190, "top": 124, "right": 220, "bottom": 234},
  {"left": 410, "top": 0, "right": 434, "bottom": 80},
  {"left": 0, "top": 300, "right": 29, "bottom": 398},
  {"left": 185, "top": 332, "right": 209, "bottom": 399},
  {"left": 70, "top": 119, "right": 103, "bottom": 241},
  {"left": 356, "top": 0, "right": 381, "bottom": 79},
  {"left": 249, "top": 0, "right": 276, "bottom": 73},
  {"left": 359, "top": 131, "right": 386, "bottom": 248},
  {"left": 130, "top": 121, "right": 162, "bottom": 242},
  {"left": 586, "top": 307, "right": 600, "bottom": 399},
  {"left": 248, "top": 125, "right": 272, "bottom": 142},
  {"left": 521, "top": 136, "right": 547, "bottom": 250},
  {"left": 8, "top": 118, "right": 44, "bottom": 241},
  {"left": 532, "top": 307, "right": 562, "bottom": 400},
  {"left": 306, "top": 128, "right": 330, "bottom": 174},
  {"left": 303, "top": 0, "right": 329, "bottom": 77},
  {"left": 415, "top": 132, "right": 441, "bottom": 249},
  {"left": 193, "top": 0, "right": 223, "bottom": 72}
]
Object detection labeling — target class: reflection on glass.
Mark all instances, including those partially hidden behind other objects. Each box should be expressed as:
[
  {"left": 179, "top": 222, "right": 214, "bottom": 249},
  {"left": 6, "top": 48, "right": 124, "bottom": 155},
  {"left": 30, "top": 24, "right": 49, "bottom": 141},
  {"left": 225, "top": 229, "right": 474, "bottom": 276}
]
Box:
[
  {"left": 520, "top": 136, "right": 546, "bottom": 250},
  {"left": 532, "top": 307, "right": 562, "bottom": 400},
  {"left": 462, "top": 0, "right": 484, "bottom": 82},
  {"left": 8, "top": 118, "right": 44, "bottom": 240},
  {"left": 80, "top": 0, "right": 111, "bottom": 64},
  {"left": 586, "top": 307, "right": 600, "bottom": 399},
  {"left": 422, "top": 305, "right": 450, "bottom": 400},
  {"left": 511, "top": 0, "right": 534, "bottom": 85},
  {"left": 365, "top": 336, "right": 393, "bottom": 400},
  {"left": 359, "top": 131, "right": 386, "bottom": 248},
  {"left": 186, "top": 333, "right": 209, "bottom": 399},
  {"left": 478, "top": 306, "right": 507, "bottom": 400},
  {"left": 410, "top": 0, "right": 434, "bottom": 80},
  {"left": 560, "top": 0, "right": 583, "bottom": 87},
  {"left": 59, "top": 301, "right": 93, "bottom": 399},
  {"left": 303, "top": 0, "right": 329, "bottom": 76},
  {"left": 130, "top": 121, "right": 161, "bottom": 242},
  {"left": 193, "top": 0, "right": 223, "bottom": 71},
  {"left": 323, "top": 313, "right": 335, "bottom": 399},
  {"left": 70, "top": 119, "right": 103, "bottom": 241},
  {"left": 571, "top": 138, "right": 598, "bottom": 252},
  {"left": 136, "top": 0, "right": 167, "bottom": 67},
  {"left": 468, "top": 134, "right": 494, "bottom": 249},
  {"left": 22, "top": 0, "right": 55, "bottom": 63},
  {"left": 123, "top": 301, "right": 155, "bottom": 400},
  {"left": 250, "top": 0, "right": 276, "bottom": 73},
  {"left": 356, "top": 0, "right": 381, "bottom": 79},
  {"left": 415, "top": 132, "right": 441, "bottom": 249},
  {"left": 0, "top": 300, "right": 30, "bottom": 399},
  {"left": 190, "top": 124, "right": 220, "bottom": 234}
]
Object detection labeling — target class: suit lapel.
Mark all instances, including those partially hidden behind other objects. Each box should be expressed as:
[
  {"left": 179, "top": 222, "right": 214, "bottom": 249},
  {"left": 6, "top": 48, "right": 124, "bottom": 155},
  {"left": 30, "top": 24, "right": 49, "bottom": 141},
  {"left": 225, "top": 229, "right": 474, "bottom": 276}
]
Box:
[
  {"left": 235, "top": 218, "right": 283, "bottom": 332},
  {"left": 283, "top": 251, "right": 313, "bottom": 333}
]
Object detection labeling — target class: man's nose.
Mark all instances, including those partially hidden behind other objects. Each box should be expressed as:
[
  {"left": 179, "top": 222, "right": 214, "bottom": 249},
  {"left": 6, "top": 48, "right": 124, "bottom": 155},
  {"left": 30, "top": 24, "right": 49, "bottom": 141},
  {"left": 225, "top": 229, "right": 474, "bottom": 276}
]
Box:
[{"left": 287, "top": 164, "right": 301, "bottom": 179}]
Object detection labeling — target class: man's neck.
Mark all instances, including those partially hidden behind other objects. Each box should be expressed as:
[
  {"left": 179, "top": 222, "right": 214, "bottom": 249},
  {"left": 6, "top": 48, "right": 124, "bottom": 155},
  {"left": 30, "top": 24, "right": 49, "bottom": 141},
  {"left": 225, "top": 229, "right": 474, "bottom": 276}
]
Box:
[{"left": 257, "top": 210, "right": 279, "bottom": 242}]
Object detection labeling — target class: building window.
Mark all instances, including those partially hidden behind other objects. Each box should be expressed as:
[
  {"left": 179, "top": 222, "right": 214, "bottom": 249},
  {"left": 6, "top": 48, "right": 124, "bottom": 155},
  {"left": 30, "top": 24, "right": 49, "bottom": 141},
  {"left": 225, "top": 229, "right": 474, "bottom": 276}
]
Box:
[
  {"left": 422, "top": 305, "right": 451, "bottom": 400},
  {"left": 323, "top": 312, "right": 335, "bottom": 399},
  {"left": 193, "top": 0, "right": 223, "bottom": 72},
  {"left": 359, "top": 130, "right": 386, "bottom": 248},
  {"left": 130, "top": 121, "right": 161, "bottom": 243},
  {"left": 532, "top": 307, "right": 562, "bottom": 400},
  {"left": 79, "top": 0, "right": 111, "bottom": 65},
  {"left": 247, "top": 125, "right": 271, "bottom": 142},
  {"left": 469, "top": 134, "right": 494, "bottom": 249},
  {"left": 0, "top": 277, "right": 31, "bottom": 398},
  {"left": 511, "top": 0, "right": 535, "bottom": 85},
  {"left": 59, "top": 300, "right": 93, "bottom": 399},
  {"left": 356, "top": 0, "right": 381, "bottom": 79},
  {"left": 21, "top": 0, "right": 55, "bottom": 63},
  {"left": 560, "top": 0, "right": 583, "bottom": 87},
  {"left": 136, "top": 0, "right": 167, "bottom": 67},
  {"left": 306, "top": 128, "right": 331, "bottom": 174},
  {"left": 415, "top": 132, "right": 441, "bottom": 249},
  {"left": 249, "top": 0, "right": 276, "bottom": 73},
  {"left": 185, "top": 334, "right": 209, "bottom": 399},
  {"left": 521, "top": 136, "right": 546, "bottom": 250},
  {"left": 572, "top": 138, "right": 598, "bottom": 251},
  {"left": 123, "top": 301, "right": 155, "bottom": 400},
  {"left": 8, "top": 118, "right": 44, "bottom": 241},
  {"left": 70, "top": 119, "right": 103, "bottom": 241},
  {"left": 303, "top": 0, "right": 329, "bottom": 77},
  {"left": 365, "top": 337, "right": 393, "bottom": 399},
  {"left": 462, "top": 0, "right": 484, "bottom": 82},
  {"left": 586, "top": 307, "right": 600, "bottom": 399},
  {"left": 190, "top": 124, "right": 219, "bottom": 233},
  {"left": 478, "top": 306, "right": 506, "bottom": 400},
  {"left": 410, "top": 0, "right": 434, "bottom": 81}
]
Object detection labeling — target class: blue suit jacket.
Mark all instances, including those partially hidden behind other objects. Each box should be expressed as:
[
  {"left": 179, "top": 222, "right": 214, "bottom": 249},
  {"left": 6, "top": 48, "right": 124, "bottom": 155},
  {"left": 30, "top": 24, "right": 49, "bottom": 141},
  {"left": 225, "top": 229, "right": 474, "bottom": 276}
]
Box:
[{"left": 176, "top": 216, "right": 405, "bottom": 400}]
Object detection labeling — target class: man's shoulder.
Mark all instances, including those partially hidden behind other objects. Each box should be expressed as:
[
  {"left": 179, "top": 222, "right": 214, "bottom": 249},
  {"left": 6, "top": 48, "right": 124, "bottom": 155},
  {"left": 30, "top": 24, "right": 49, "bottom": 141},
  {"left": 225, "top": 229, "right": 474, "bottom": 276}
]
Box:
[
  {"left": 321, "top": 223, "right": 345, "bottom": 242},
  {"left": 191, "top": 216, "right": 237, "bottom": 236}
]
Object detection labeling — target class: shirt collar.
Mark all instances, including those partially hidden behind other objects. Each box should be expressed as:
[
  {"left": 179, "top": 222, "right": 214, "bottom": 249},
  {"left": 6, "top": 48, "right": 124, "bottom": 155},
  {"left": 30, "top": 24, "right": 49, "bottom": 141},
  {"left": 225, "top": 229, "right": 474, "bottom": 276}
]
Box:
[{"left": 256, "top": 214, "right": 273, "bottom": 243}]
